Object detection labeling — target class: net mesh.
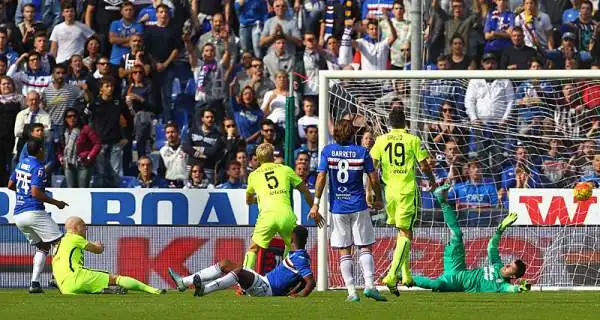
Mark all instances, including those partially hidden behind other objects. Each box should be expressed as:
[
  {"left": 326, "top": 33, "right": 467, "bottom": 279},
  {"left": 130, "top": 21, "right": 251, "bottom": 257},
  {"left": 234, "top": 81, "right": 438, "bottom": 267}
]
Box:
[{"left": 325, "top": 75, "right": 600, "bottom": 289}]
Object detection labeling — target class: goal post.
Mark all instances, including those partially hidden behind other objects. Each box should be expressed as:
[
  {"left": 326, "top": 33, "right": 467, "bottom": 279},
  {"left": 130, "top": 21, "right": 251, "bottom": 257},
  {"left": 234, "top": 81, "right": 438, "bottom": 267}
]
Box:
[{"left": 316, "top": 69, "right": 600, "bottom": 292}]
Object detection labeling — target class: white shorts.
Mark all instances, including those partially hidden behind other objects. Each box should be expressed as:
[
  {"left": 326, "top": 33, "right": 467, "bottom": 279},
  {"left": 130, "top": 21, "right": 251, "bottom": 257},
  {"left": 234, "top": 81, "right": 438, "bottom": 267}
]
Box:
[
  {"left": 13, "top": 211, "right": 63, "bottom": 245},
  {"left": 330, "top": 210, "right": 376, "bottom": 248},
  {"left": 243, "top": 268, "right": 273, "bottom": 297}
]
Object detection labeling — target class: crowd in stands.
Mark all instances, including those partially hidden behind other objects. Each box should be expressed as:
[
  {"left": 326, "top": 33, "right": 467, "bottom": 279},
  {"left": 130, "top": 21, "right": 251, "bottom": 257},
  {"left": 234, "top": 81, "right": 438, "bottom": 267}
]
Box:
[{"left": 0, "top": 0, "right": 599, "bottom": 213}]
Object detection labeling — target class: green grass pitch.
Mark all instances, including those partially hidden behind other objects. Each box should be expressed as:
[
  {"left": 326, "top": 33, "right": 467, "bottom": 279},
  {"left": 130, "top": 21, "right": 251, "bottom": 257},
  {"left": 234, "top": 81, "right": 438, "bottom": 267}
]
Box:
[{"left": 1, "top": 289, "right": 599, "bottom": 320}]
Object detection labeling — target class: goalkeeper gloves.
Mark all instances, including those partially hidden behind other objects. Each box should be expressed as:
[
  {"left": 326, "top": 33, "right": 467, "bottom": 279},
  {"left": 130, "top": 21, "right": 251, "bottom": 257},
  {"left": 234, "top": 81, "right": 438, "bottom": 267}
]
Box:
[
  {"left": 518, "top": 279, "right": 531, "bottom": 293},
  {"left": 498, "top": 211, "right": 518, "bottom": 232}
]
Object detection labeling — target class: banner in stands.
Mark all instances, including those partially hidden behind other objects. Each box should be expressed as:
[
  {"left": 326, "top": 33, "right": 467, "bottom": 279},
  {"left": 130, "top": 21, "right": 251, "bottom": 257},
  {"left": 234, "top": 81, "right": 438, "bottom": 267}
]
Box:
[
  {"left": 1, "top": 225, "right": 598, "bottom": 288},
  {"left": 509, "top": 189, "right": 600, "bottom": 225},
  {"left": 0, "top": 189, "right": 314, "bottom": 226}
]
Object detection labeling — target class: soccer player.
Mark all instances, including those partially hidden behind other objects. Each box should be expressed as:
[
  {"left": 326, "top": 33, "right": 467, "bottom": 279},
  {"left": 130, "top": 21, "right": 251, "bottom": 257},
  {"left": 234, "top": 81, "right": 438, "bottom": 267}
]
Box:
[
  {"left": 168, "top": 225, "right": 315, "bottom": 297},
  {"left": 406, "top": 184, "right": 530, "bottom": 293},
  {"left": 242, "top": 143, "right": 323, "bottom": 270},
  {"left": 52, "top": 216, "right": 165, "bottom": 295},
  {"left": 309, "top": 119, "right": 386, "bottom": 302},
  {"left": 370, "top": 107, "right": 438, "bottom": 295},
  {"left": 7, "top": 138, "right": 68, "bottom": 293}
]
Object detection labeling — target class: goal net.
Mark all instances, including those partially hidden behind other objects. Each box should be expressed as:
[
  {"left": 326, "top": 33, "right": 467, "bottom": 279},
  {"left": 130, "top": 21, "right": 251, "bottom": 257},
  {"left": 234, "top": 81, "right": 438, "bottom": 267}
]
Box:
[{"left": 316, "top": 70, "right": 600, "bottom": 291}]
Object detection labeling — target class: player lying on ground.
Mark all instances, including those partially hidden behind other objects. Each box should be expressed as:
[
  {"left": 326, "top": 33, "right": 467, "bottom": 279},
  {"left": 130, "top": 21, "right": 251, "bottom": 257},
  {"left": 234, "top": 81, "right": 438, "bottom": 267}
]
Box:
[
  {"left": 405, "top": 184, "right": 530, "bottom": 293},
  {"left": 52, "top": 216, "right": 165, "bottom": 295},
  {"left": 168, "top": 225, "right": 315, "bottom": 297},
  {"left": 310, "top": 119, "right": 387, "bottom": 302},
  {"left": 8, "top": 137, "right": 69, "bottom": 293},
  {"left": 243, "top": 143, "right": 323, "bottom": 270}
]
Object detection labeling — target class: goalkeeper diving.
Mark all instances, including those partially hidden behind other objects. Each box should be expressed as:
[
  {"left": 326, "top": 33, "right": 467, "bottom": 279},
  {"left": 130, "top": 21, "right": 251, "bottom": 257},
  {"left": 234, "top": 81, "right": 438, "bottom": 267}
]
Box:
[{"left": 406, "top": 184, "right": 530, "bottom": 293}]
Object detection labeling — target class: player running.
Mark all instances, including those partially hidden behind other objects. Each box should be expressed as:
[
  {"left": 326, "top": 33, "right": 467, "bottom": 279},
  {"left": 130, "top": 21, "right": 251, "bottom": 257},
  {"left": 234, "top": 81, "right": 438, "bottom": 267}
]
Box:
[
  {"left": 7, "top": 138, "right": 69, "bottom": 293},
  {"left": 52, "top": 216, "right": 164, "bottom": 295},
  {"left": 242, "top": 143, "right": 323, "bottom": 270},
  {"left": 168, "top": 225, "right": 315, "bottom": 297},
  {"left": 309, "top": 119, "right": 386, "bottom": 302},
  {"left": 405, "top": 184, "right": 530, "bottom": 293},
  {"left": 370, "top": 107, "right": 438, "bottom": 295}
]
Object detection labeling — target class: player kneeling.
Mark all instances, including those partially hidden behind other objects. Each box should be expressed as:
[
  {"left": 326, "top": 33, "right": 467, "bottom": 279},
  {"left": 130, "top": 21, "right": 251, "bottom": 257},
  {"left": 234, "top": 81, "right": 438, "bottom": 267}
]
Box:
[
  {"left": 52, "top": 217, "right": 165, "bottom": 295},
  {"left": 168, "top": 225, "right": 315, "bottom": 297}
]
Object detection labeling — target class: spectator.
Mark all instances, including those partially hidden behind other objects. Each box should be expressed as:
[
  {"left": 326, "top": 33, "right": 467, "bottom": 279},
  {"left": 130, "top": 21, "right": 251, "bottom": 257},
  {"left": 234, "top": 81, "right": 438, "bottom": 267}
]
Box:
[
  {"left": 261, "top": 70, "right": 300, "bottom": 129},
  {"left": 260, "top": 0, "right": 302, "bottom": 55},
  {"left": 235, "top": 150, "right": 249, "bottom": 183},
  {"left": 15, "top": 0, "right": 61, "bottom": 29},
  {"left": 450, "top": 160, "right": 499, "bottom": 209},
  {"left": 137, "top": 0, "right": 173, "bottom": 26},
  {"left": 294, "top": 125, "right": 319, "bottom": 180},
  {"left": 118, "top": 34, "right": 152, "bottom": 80},
  {"left": 297, "top": 97, "right": 319, "bottom": 141},
  {"left": 65, "top": 54, "right": 90, "bottom": 89},
  {"left": 216, "top": 160, "right": 247, "bottom": 189},
  {"left": 295, "top": 161, "right": 314, "bottom": 188},
  {"left": 0, "top": 76, "right": 23, "bottom": 186},
  {"left": 555, "top": 81, "right": 585, "bottom": 137},
  {"left": 258, "top": 119, "right": 283, "bottom": 150},
  {"left": 182, "top": 108, "right": 223, "bottom": 184},
  {"left": 323, "top": 34, "right": 353, "bottom": 70},
  {"left": 483, "top": 0, "right": 515, "bottom": 59},
  {"left": 109, "top": 2, "right": 143, "bottom": 65},
  {"left": 570, "top": 139, "right": 597, "bottom": 178},
  {"left": 50, "top": 3, "right": 96, "bottom": 64},
  {"left": 0, "top": 56, "right": 6, "bottom": 76},
  {"left": 128, "top": 155, "right": 168, "bottom": 188},
  {"left": 82, "top": 36, "right": 101, "bottom": 72},
  {"left": 539, "top": 138, "right": 572, "bottom": 188},
  {"left": 320, "top": 0, "right": 359, "bottom": 45},
  {"left": 57, "top": 108, "right": 101, "bottom": 188},
  {"left": 158, "top": 121, "right": 188, "bottom": 188},
  {"left": 465, "top": 52, "right": 514, "bottom": 158},
  {"left": 247, "top": 147, "right": 260, "bottom": 173},
  {"left": 191, "top": 0, "right": 231, "bottom": 31},
  {"left": 296, "top": 32, "right": 329, "bottom": 98},
  {"left": 85, "top": 0, "right": 124, "bottom": 54},
  {"left": 196, "top": 12, "right": 238, "bottom": 74},
  {"left": 17, "top": 122, "right": 56, "bottom": 179},
  {"left": 228, "top": 85, "right": 264, "bottom": 146},
  {"left": 501, "top": 145, "right": 543, "bottom": 190},
  {"left": 263, "top": 35, "right": 296, "bottom": 83},
  {"left": 446, "top": 34, "right": 477, "bottom": 70},
  {"left": 13, "top": 91, "right": 51, "bottom": 158},
  {"left": 42, "top": 63, "right": 86, "bottom": 136},
  {"left": 443, "top": 0, "right": 481, "bottom": 56},
  {"left": 87, "top": 56, "right": 121, "bottom": 97},
  {"left": 0, "top": 28, "right": 18, "bottom": 68},
  {"left": 543, "top": 32, "right": 592, "bottom": 69},
  {"left": 429, "top": 101, "right": 469, "bottom": 153},
  {"left": 32, "top": 31, "right": 55, "bottom": 74},
  {"left": 232, "top": 51, "right": 253, "bottom": 86},
  {"left": 567, "top": 0, "right": 595, "bottom": 53},
  {"left": 514, "top": 0, "right": 554, "bottom": 50},
  {"left": 297, "top": 0, "right": 326, "bottom": 33},
  {"left": 183, "top": 163, "right": 214, "bottom": 189},
  {"left": 232, "top": 57, "right": 274, "bottom": 106},
  {"left": 221, "top": 117, "right": 247, "bottom": 168},
  {"left": 426, "top": 0, "right": 448, "bottom": 63},
  {"left": 235, "top": 0, "right": 268, "bottom": 58},
  {"left": 500, "top": 26, "right": 541, "bottom": 69},
  {"left": 8, "top": 51, "right": 52, "bottom": 95},
  {"left": 383, "top": 1, "right": 411, "bottom": 69},
  {"left": 187, "top": 39, "right": 230, "bottom": 124},
  {"left": 125, "top": 64, "right": 155, "bottom": 157},
  {"left": 423, "top": 57, "right": 467, "bottom": 120},
  {"left": 440, "top": 140, "right": 467, "bottom": 184},
  {"left": 87, "top": 77, "right": 133, "bottom": 188},
  {"left": 514, "top": 58, "right": 555, "bottom": 130},
  {"left": 14, "top": 3, "right": 45, "bottom": 53},
  {"left": 580, "top": 154, "right": 600, "bottom": 187},
  {"left": 562, "top": 0, "right": 581, "bottom": 24},
  {"left": 144, "top": 3, "right": 183, "bottom": 123},
  {"left": 350, "top": 15, "right": 397, "bottom": 71}
]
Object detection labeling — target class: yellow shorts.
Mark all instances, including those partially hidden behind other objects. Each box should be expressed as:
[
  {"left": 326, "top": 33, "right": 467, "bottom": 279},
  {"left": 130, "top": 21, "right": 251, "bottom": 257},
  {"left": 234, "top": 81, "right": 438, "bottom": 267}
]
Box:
[
  {"left": 252, "top": 210, "right": 297, "bottom": 249},
  {"left": 385, "top": 193, "right": 419, "bottom": 230},
  {"left": 58, "top": 268, "right": 110, "bottom": 294}
]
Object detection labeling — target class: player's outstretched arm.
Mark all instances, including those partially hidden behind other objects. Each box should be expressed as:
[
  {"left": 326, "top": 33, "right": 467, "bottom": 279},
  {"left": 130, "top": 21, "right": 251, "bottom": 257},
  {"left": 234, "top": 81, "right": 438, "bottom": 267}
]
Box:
[
  {"left": 299, "top": 181, "right": 324, "bottom": 228},
  {"left": 31, "top": 186, "right": 68, "bottom": 209},
  {"left": 84, "top": 241, "right": 105, "bottom": 254},
  {"left": 246, "top": 192, "right": 257, "bottom": 205},
  {"left": 488, "top": 212, "right": 519, "bottom": 265},
  {"left": 293, "top": 275, "right": 316, "bottom": 297},
  {"left": 419, "top": 159, "right": 438, "bottom": 192}
]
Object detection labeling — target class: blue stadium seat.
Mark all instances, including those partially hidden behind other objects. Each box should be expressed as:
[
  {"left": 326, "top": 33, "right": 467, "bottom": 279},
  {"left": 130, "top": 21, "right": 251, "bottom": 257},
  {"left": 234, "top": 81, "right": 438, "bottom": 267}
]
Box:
[
  {"left": 154, "top": 123, "right": 166, "bottom": 150},
  {"left": 119, "top": 176, "right": 136, "bottom": 188},
  {"left": 149, "top": 152, "right": 160, "bottom": 175}
]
